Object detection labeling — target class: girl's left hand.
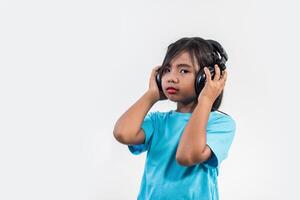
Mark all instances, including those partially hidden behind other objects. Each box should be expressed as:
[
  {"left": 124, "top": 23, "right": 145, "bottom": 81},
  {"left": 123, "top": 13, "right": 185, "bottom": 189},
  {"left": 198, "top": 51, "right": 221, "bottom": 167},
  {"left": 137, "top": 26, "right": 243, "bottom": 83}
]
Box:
[{"left": 198, "top": 64, "right": 228, "bottom": 104}]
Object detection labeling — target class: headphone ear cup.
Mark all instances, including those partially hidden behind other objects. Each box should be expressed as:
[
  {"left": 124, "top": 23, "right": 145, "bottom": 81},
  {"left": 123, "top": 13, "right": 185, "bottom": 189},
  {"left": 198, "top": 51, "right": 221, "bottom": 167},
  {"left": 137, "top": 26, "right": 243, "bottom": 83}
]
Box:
[
  {"left": 155, "top": 68, "right": 163, "bottom": 92},
  {"left": 195, "top": 66, "right": 216, "bottom": 96},
  {"left": 195, "top": 69, "right": 206, "bottom": 97}
]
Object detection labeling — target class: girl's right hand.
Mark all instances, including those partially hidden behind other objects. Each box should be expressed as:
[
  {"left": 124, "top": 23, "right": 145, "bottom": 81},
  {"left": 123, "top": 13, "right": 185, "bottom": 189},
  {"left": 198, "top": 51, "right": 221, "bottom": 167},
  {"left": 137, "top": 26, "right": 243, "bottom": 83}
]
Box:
[{"left": 147, "top": 65, "right": 168, "bottom": 102}]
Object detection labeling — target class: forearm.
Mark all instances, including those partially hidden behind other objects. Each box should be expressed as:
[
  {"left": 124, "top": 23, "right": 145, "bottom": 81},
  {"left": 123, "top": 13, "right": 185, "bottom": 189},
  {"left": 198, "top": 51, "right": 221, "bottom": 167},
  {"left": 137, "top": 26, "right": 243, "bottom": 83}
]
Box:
[
  {"left": 176, "top": 96, "right": 213, "bottom": 161},
  {"left": 113, "top": 91, "right": 157, "bottom": 140}
]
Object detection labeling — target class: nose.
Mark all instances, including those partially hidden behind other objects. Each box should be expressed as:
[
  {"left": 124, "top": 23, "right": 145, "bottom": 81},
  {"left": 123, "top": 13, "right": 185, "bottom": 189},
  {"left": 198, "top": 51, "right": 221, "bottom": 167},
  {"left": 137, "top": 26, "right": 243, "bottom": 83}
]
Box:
[
  {"left": 165, "top": 71, "right": 179, "bottom": 83},
  {"left": 168, "top": 77, "right": 178, "bottom": 83}
]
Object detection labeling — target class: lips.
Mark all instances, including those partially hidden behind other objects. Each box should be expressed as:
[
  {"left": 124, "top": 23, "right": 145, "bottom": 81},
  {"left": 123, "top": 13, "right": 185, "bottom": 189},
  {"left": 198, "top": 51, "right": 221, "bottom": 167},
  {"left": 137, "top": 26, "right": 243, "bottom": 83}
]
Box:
[
  {"left": 166, "top": 87, "right": 178, "bottom": 91},
  {"left": 166, "top": 87, "right": 178, "bottom": 94}
]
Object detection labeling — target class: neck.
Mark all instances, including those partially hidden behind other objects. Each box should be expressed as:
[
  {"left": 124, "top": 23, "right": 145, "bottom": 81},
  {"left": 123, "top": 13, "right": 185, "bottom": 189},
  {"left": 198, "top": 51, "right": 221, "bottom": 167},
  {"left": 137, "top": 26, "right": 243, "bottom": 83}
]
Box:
[{"left": 176, "top": 99, "right": 198, "bottom": 113}]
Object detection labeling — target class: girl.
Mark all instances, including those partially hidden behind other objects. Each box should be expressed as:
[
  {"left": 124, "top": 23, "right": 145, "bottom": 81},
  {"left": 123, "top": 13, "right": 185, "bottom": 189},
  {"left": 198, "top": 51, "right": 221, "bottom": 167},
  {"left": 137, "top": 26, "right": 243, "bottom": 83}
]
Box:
[{"left": 113, "top": 37, "right": 236, "bottom": 200}]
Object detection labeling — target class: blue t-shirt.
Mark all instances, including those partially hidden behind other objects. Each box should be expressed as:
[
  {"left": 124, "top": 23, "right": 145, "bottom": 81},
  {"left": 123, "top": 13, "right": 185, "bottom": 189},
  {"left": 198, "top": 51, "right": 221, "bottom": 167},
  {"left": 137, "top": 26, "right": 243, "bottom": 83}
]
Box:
[{"left": 128, "top": 110, "right": 236, "bottom": 200}]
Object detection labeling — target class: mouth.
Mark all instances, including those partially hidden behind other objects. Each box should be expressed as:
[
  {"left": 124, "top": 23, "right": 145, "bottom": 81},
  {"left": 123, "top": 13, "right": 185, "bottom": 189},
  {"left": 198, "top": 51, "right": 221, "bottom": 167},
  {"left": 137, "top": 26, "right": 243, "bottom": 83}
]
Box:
[{"left": 166, "top": 87, "right": 178, "bottom": 94}]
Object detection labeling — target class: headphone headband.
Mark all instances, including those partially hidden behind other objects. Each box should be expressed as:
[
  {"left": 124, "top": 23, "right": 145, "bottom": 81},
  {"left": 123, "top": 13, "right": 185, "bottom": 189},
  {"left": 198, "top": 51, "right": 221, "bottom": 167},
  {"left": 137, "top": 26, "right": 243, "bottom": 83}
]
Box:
[{"left": 206, "top": 39, "right": 228, "bottom": 69}]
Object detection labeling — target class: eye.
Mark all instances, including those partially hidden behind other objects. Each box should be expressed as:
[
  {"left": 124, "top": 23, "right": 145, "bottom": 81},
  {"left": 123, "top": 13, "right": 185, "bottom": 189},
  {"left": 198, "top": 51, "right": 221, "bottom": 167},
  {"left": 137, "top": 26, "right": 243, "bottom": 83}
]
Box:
[
  {"left": 162, "top": 67, "right": 189, "bottom": 74},
  {"left": 163, "top": 68, "right": 170, "bottom": 73},
  {"left": 180, "top": 69, "right": 189, "bottom": 74}
]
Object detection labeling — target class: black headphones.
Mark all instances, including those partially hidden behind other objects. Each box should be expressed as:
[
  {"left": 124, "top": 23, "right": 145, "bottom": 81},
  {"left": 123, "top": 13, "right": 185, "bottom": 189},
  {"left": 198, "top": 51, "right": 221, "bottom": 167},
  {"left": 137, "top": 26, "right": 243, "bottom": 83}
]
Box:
[{"left": 155, "top": 39, "right": 228, "bottom": 97}]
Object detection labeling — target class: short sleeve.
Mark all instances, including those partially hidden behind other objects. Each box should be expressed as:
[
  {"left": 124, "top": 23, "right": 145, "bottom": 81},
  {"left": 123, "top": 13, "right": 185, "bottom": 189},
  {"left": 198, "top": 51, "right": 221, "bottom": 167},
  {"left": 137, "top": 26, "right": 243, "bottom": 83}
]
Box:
[
  {"left": 202, "top": 114, "right": 236, "bottom": 169},
  {"left": 128, "top": 111, "right": 156, "bottom": 155}
]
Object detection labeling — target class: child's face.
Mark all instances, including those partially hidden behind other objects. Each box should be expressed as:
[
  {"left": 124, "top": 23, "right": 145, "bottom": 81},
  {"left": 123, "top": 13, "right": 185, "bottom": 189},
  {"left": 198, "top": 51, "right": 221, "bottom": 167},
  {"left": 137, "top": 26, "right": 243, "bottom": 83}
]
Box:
[{"left": 161, "top": 50, "right": 200, "bottom": 102}]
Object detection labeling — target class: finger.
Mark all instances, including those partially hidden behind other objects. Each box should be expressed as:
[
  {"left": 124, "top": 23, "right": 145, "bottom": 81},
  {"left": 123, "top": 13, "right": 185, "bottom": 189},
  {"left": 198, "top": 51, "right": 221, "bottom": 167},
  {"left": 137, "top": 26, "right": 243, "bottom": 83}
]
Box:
[
  {"left": 222, "top": 70, "right": 227, "bottom": 82},
  {"left": 153, "top": 66, "right": 162, "bottom": 76},
  {"left": 155, "top": 65, "right": 162, "bottom": 71},
  {"left": 152, "top": 66, "right": 160, "bottom": 76},
  {"left": 214, "top": 64, "right": 221, "bottom": 81},
  {"left": 204, "top": 67, "right": 211, "bottom": 82}
]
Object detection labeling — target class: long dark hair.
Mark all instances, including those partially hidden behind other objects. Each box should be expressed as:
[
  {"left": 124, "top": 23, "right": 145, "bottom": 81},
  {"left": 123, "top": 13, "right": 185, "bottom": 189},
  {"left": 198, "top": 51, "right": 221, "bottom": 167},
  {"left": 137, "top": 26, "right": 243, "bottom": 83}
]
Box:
[{"left": 159, "top": 37, "right": 226, "bottom": 112}]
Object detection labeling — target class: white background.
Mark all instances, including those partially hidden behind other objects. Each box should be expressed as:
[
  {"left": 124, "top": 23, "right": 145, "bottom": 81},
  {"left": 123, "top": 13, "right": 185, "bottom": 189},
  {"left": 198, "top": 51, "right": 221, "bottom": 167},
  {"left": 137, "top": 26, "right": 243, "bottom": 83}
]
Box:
[{"left": 1, "top": 0, "right": 299, "bottom": 199}]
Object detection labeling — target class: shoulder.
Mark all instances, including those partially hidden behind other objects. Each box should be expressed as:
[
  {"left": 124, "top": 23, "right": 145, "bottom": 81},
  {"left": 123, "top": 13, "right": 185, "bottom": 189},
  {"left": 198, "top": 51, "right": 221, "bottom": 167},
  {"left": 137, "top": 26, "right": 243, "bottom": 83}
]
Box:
[
  {"left": 144, "top": 110, "right": 179, "bottom": 126},
  {"left": 208, "top": 110, "right": 236, "bottom": 132},
  {"left": 213, "top": 110, "right": 235, "bottom": 123},
  {"left": 146, "top": 110, "right": 170, "bottom": 118},
  {"left": 144, "top": 110, "right": 169, "bottom": 122}
]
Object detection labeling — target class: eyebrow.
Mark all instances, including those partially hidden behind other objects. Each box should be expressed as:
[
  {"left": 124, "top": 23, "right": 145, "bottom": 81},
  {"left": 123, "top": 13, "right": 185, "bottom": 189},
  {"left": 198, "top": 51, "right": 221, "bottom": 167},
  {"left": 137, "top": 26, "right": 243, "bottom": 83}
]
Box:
[{"left": 167, "top": 63, "right": 193, "bottom": 68}]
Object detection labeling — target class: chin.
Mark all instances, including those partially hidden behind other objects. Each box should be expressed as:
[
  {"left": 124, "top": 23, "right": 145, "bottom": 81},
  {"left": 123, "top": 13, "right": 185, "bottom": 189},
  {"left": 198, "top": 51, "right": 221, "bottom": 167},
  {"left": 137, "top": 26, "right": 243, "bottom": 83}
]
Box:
[
  {"left": 172, "top": 96, "right": 197, "bottom": 104},
  {"left": 165, "top": 94, "right": 176, "bottom": 101},
  {"left": 167, "top": 95, "right": 185, "bottom": 102}
]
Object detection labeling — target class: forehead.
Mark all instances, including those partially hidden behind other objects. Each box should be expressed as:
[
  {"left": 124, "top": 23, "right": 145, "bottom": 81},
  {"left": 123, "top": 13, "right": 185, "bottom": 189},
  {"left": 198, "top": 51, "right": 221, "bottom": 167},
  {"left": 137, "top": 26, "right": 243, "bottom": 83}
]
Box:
[{"left": 169, "top": 50, "right": 199, "bottom": 71}]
